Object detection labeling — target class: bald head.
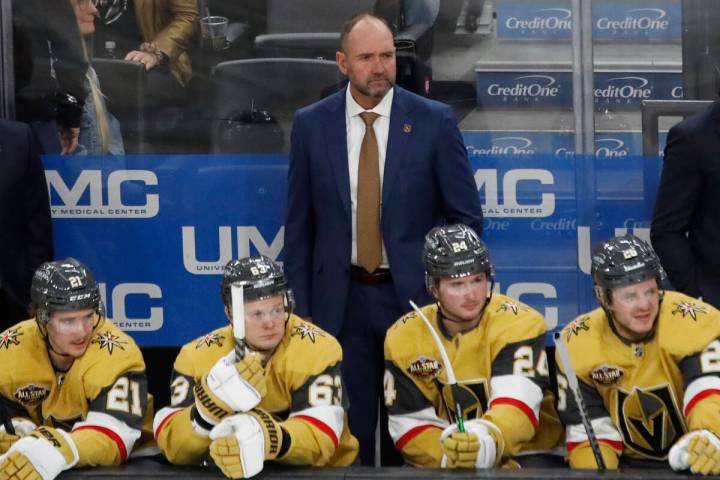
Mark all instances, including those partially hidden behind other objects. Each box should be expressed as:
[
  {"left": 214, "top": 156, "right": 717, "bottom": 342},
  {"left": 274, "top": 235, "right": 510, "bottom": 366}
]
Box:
[{"left": 336, "top": 14, "right": 396, "bottom": 109}]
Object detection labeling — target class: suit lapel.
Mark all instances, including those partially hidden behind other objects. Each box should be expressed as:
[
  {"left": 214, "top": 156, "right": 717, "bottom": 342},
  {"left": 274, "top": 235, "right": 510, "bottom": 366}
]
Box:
[
  {"left": 382, "top": 88, "right": 413, "bottom": 207},
  {"left": 323, "top": 91, "right": 351, "bottom": 220}
]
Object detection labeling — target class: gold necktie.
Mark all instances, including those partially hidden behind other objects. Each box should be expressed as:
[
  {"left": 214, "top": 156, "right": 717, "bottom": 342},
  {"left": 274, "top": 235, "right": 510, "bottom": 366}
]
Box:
[{"left": 357, "top": 112, "right": 382, "bottom": 273}]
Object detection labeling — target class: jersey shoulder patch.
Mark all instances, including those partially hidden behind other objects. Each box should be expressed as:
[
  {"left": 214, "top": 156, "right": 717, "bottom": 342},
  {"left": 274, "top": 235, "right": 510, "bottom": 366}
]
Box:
[
  {"left": 660, "top": 291, "right": 720, "bottom": 357},
  {"left": 485, "top": 294, "right": 546, "bottom": 344},
  {"left": 175, "top": 325, "right": 233, "bottom": 379}
]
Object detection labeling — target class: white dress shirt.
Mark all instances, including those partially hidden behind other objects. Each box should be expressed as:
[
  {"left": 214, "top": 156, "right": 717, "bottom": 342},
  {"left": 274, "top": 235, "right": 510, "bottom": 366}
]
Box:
[{"left": 345, "top": 85, "right": 394, "bottom": 268}]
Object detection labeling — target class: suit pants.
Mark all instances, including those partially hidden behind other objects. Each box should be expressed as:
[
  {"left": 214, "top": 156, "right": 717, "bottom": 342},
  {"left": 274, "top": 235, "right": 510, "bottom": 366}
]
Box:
[{"left": 339, "top": 278, "right": 403, "bottom": 466}]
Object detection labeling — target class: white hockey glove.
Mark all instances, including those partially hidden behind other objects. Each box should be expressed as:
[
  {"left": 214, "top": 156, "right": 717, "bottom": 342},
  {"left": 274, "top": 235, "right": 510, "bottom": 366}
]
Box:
[
  {"left": 0, "top": 426, "right": 79, "bottom": 480},
  {"left": 209, "top": 409, "right": 285, "bottom": 479},
  {"left": 669, "top": 429, "right": 720, "bottom": 475},
  {"left": 440, "top": 419, "right": 498, "bottom": 469},
  {"left": 195, "top": 351, "right": 265, "bottom": 425},
  {"left": 0, "top": 419, "right": 36, "bottom": 454}
]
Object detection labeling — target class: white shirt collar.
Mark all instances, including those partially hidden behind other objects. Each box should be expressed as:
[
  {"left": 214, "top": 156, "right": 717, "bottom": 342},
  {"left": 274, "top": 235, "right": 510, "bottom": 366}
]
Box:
[{"left": 346, "top": 85, "right": 394, "bottom": 119}]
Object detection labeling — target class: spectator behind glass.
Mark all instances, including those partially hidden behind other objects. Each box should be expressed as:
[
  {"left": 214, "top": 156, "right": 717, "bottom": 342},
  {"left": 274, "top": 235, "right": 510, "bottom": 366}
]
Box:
[
  {"left": 70, "top": 0, "right": 125, "bottom": 155},
  {"left": 92, "top": 0, "right": 198, "bottom": 105},
  {"left": 13, "top": 0, "right": 88, "bottom": 154}
]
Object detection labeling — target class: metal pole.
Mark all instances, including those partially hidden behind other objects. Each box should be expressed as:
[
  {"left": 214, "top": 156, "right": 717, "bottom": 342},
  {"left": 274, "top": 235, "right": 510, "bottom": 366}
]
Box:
[
  {"left": 570, "top": 0, "right": 585, "bottom": 155},
  {"left": 0, "top": 0, "right": 15, "bottom": 119}
]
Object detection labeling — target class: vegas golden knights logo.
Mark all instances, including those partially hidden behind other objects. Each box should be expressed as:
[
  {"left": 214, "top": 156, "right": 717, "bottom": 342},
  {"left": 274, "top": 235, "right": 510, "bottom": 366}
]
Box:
[
  {"left": 440, "top": 380, "right": 489, "bottom": 423},
  {"left": 615, "top": 384, "right": 685, "bottom": 459}
]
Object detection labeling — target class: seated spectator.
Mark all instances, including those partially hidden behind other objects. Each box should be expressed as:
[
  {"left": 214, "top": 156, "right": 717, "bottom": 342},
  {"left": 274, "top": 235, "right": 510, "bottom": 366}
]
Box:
[
  {"left": 384, "top": 224, "right": 563, "bottom": 468},
  {"left": 154, "top": 255, "right": 358, "bottom": 478},
  {"left": 93, "top": 0, "right": 198, "bottom": 100},
  {"left": 557, "top": 234, "right": 720, "bottom": 474},
  {"left": 70, "top": 0, "right": 124, "bottom": 155},
  {"left": 0, "top": 258, "right": 152, "bottom": 479}
]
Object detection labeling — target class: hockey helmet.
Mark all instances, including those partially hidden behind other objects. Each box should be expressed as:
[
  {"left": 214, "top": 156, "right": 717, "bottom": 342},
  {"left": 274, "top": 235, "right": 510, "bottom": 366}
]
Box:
[
  {"left": 30, "top": 258, "right": 103, "bottom": 328},
  {"left": 423, "top": 223, "right": 493, "bottom": 293},
  {"left": 220, "top": 255, "right": 294, "bottom": 311},
  {"left": 591, "top": 234, "right": 665, "bottom": 292}
]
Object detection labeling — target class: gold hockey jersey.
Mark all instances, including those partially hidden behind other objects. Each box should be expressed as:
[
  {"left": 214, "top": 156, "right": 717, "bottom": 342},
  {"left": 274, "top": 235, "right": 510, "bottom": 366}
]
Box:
[
  {"left": 154, "top": 314, "right": 359, "bottom": 467},
  {"left": 0, "top": 318, "right": 151, "bottom": 466},
  {"left": 384, "top": 295, "right": 563, "bottom": 467},
  {"left": 557, "top": 291, "right": 720, "bottom": 468}
]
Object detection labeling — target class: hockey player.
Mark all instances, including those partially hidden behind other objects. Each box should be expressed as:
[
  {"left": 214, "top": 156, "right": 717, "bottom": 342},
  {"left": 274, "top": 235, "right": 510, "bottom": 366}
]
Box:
[
  {"left": 154, "top": 255, "right": 358, "bottom": 478},
  {"left": 557, "top": 234, "right": 720, "bottom": 474},
  {"left": 0, "top": 258, "right": 151, "bottom": 479},
  {"left": 384, "top": 224, "right": 562, "bottom": 468}
]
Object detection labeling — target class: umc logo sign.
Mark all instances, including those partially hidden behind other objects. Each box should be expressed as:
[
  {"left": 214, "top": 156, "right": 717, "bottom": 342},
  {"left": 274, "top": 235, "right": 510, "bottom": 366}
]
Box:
[
  {"left": 46, "top": 170, "right": 159, "bottom": 218},
  {"left": 475, "top": 168, "right": 556, "bottom": 218}
]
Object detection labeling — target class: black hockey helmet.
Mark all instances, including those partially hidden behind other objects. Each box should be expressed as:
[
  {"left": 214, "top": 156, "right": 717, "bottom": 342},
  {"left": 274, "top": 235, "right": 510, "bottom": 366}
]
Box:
[
  {"left": 591, "top": 234, "right": 665, "bottom": 292},
  {"left": 30, "top": 258, "right": 103, "bottom": 329},
  {"left": 220, "top": 255, "right": 294, "bottom": 312},
  {"left": 423, "top": 223, "right": 493, "bottom": 293}
]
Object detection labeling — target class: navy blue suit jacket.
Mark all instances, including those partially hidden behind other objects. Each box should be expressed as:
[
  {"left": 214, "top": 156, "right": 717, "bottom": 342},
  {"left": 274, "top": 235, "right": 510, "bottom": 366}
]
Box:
[
  {"left": 651, "top": 100, "right": 720, "bottom": 307},
  {"left": 0, "top": 119, "right": 53, "bottom": 311},
  {"left": 285, "top": 86, "right": 483, "bottom": 336}
]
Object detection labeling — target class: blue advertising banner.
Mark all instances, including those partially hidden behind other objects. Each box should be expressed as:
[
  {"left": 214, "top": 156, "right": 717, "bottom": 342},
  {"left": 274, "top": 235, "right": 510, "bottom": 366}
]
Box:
[
  {"left": 495, "top": 0, "right": 681, "bottom": 41},
  {"left": 44, "top": 151, "right": 661, "bottom": 346},
  {"left": 463, "top": 131, "right": 669, "bottom": 157},
  {"left": 476, "top": 70, "right": 682, "bottom": 108}
]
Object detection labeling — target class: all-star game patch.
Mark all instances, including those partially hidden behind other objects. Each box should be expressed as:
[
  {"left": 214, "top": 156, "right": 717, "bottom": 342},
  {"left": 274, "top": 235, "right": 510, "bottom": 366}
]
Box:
[
  {"left": 672, "top": 301, "right": 707, "bottom": 321},
  {"left": 14, "top": 384, "right": 50, "bottom": 407},
  {"left": 590, "top": 365, "right": 624, "bottom": 385},
  {"left": 292, "top": 323, "right": 326, "bottom": 343},
  {"left": 91, "top": 331, "right": 127, "bottom": 354},
  {"left": 195, "top": 332, "right": 225, "bottom": 349},
  {"left": 407, "top": 356, "right": 443, "bottom": 379},
  {"left": 0, "top": 328, "right": 22, "bottom": 349}
]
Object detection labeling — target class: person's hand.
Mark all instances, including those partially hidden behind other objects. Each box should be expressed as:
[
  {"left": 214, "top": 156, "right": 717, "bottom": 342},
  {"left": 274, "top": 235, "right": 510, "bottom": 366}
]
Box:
[
  {"left": 0, "top": 419, "right": 37, "bottom": 454},
  {"left": 209, "top": 409, "right": 284, "bottom": 479},
  {"left": 124, "top": 50, "right": 160, "bottom": 71},
  {"left": 0, "top": 426, "right": 78, "bottom": 480},
  {"left": 669, "top": 430, "right": 720, "bottom": 475},
  {"left": 194, "top": 351, "right": 265, "bottom": 426},
  {"left": 58, "top": 127, "right": 79, "bottom": 155},
  {"left": 440, "top": 419, "right": 498, "bottom": 469}
]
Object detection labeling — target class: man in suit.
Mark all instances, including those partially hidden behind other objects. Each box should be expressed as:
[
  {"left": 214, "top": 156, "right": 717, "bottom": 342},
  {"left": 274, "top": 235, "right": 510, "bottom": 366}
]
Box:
[
  {"left": 651, "top": 100, "right": 720, "bottom": 308},
  {"left": 0, "top": 119, "right": 53, "bottom": 330},
  {"left": 284, "top": 13, "right": 483, "bottom": 465}
]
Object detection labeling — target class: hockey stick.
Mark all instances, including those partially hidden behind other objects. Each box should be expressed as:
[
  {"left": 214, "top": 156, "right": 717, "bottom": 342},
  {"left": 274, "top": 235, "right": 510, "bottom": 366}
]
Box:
[
  {"left": 409, "top": 300, "right": 465, "bottom": 433},
  {"left": 231, "top": 283, "right": 246, "bottom": 360},
  {"left": 554, "top": 332, "right": 605, "bottom": 470}
]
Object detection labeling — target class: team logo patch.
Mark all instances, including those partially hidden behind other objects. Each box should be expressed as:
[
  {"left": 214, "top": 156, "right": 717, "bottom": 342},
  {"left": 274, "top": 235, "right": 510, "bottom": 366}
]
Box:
[
  {"left": 0, "top": 328, "right": 22, "bottom": 349},
  {"left": 195, "top": 333, "right": 225, "bottom": 349},
  {"left": 91, "top": 331, "right": 127, "bottom": 354},
  {"left": 590, "top": 365, "right": 624, "bottom": 385},
  {"left": 407, "top": 356, "right": 442, "bottom": 379},
  {"left": 292, "top": 323, "right": 325, "bottom": 343},
  {"left": 496, "top": 301, "right": 528, "bottom": 315},
  {"left": 14, "top": 384, "right": 50, "bottom": 407},
  {"left": 565, "top": 316, "right": 590, "bottom": 342},
  {"left": 672, "top": 301, "right": 707, "bottom": 321}
]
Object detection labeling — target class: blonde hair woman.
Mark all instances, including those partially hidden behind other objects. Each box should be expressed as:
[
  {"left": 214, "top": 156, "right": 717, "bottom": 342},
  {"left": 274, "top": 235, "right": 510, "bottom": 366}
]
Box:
[{"left": 71, "top": 0, "right": 125, "bottom": 155}]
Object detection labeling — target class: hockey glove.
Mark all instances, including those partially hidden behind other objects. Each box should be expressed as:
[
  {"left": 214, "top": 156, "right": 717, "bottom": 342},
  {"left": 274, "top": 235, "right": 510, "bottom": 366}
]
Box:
[
  {"left": 195, "top": 351, "right": 265, "bottom": 425},
  {"left": 0, "top": 426, "right": 78, "bottom": 480},
  {"left": 669, "top": 429, "right": 720, "bottom": 475},
  {"left": 0, "top": 419, "right": 37, "bottom": 453},
  {"left": 440, "top": 419, "right": 499, "bottom": 469},
  {"left": 209, "top": 409, "right": 285, "bottom": 479}
]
